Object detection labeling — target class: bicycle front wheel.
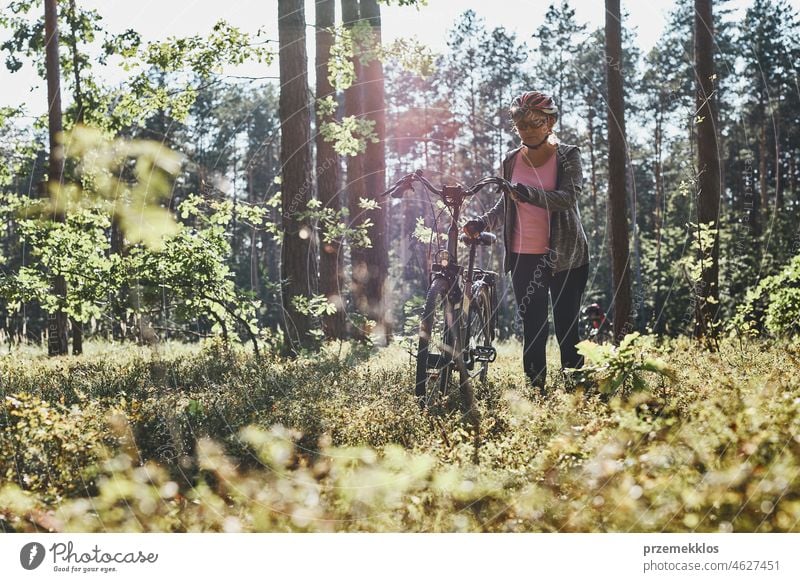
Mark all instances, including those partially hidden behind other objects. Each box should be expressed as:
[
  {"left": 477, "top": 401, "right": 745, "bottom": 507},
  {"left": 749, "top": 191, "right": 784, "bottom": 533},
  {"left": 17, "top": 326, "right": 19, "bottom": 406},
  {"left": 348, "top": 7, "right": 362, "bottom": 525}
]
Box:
[{"left": 415, "top": 277, "right": 454, "bottom": 409}]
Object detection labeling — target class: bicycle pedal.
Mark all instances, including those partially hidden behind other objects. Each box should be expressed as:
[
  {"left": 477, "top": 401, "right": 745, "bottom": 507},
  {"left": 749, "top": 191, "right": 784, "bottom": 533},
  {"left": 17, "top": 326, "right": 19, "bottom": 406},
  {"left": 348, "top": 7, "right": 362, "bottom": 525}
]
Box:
[{"left": 473, "top": 346, "right": 497, "bottom": 362}]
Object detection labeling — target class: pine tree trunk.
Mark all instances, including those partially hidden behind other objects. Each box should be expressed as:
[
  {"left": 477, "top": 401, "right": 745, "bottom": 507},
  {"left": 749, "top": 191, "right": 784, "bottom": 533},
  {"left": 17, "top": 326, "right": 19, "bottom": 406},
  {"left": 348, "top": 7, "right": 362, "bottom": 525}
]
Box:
[
  {"left": 469, "top": 72, "right": 478, "bottom": 180},
  {"left": 248, "top": 167, "right": 260, "bottom": 296},
  {"left": 604, "top": 0, "right": 632, "bottom": 343},
  {"left": 694, "top": 0, "right": 721, "bottom": 349},
  {"left": 66, "top": 0, "right": 84, "bottom": 354},
  {"left": 264, "top": 143, "right": 280, "bottom": 304},
  {"left": 775, "top": 89, "right": 782, "bottom": 209},
  {"left": 315, "top": 0, "right": 346, "bottom": 340},
  {"left": 654, "top": 106, "right": 664, "bottom": 334},
  {"left": 66, "top": 0, "right": 84, "bottom": 124},
  {"left": 44, "top": 0, "right": 69, "bottom": 356},
  {"left": 360, "top": 0, "right": 390, "bottom": 344},
  {"left": 759, "top": 123, "right": 768, "bottom": 213},
  {"left": 586, "top": 103, "right": 599, "bottom": 251},
  {"left": 342, "top": 0, "right": 368, "bottom": 340},
  {"left": 278, "top": 0, "right": 318, "bottom": 354}
]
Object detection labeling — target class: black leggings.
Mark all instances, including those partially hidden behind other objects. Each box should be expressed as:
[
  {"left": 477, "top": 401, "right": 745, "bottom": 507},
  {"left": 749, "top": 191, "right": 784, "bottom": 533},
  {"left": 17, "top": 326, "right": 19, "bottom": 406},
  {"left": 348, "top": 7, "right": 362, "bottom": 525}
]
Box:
[{"left": 509, "top": 252, "right": 589, "bottom": 388}]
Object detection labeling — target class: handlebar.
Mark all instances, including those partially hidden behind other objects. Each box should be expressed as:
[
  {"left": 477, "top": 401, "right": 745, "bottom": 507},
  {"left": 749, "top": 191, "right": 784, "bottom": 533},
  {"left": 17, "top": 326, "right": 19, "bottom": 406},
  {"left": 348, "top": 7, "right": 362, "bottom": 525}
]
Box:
[
  {"left": 379, "top": 170, "right": 514, "bottom": 200},
  {"left": 467, "top": 176, "right": 515, "bottom": 197}
]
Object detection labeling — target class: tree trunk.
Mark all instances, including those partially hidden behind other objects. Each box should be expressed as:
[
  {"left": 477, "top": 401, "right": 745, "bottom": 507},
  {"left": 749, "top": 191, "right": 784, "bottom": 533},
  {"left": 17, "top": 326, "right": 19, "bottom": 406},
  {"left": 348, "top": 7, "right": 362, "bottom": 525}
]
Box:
[
  {"left": 653, "top": 105, "right": 664, "bottom": 334},
  {"left": 759, "top": 123, "right": 768, "bottom": 213},
  {"left": 694, "top": 0, "right": 721, "bottom": 349},
  {"left": 748, "top": 156, "right": 761, "bottom": 238},
  {"left": 66, "top": 0, "right": 84, "bottom": 124},
  {"left": 248, "top": 167, "right": 260, "bottom": 296},
  {"left": 44, "top": 0, "right": 69, "bottom": 356},
  {"left": 469, "top": 66, "right": 478, "bottom": 181},
  {"left": 109, "top": 215, "right": 129, "bottom": 340},
  {"left": 264, "top": 143, "right": 280, "bottom": 303},
  {"left": 604, "top": 0, "right": 632, "bottom": 343},
  {"left": 278, "top": 0, "right": 318, "bottom": 354},
  {"left": 774, "top": 88, "right": 782, "bottom": 210},
  {"left": 232, "top": 148, "right": 238, "bottom": 257},
  {"left": 627, "top": 164, "right": 642, "bottom": 331},
  {"left": 315, "top": 0, "right": 346, "bottom": 340},
  {"left": 586, "top": 101, "right": 599, "bottom": 251},
  {"left": 66, "top": 0, "right": 85, "bottom": 354},
  {"left": 342, "top": 0, "right": 368, "bottom": 340},
  {"left": 360, "top": 0, "right": 390, "bottom": 344}
]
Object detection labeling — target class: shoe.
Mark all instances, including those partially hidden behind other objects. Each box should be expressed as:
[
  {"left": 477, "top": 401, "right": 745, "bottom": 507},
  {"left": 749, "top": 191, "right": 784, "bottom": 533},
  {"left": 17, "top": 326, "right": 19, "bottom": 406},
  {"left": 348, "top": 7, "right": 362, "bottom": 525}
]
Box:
[{"left": 526, "top": 376, "right": 547, "bottom": 399}]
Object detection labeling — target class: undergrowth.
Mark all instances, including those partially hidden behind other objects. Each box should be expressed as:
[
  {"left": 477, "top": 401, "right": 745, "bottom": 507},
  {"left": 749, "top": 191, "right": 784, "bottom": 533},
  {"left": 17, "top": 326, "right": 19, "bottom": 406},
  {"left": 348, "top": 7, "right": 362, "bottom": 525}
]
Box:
[{"left": 1, "top": 334, "right": 799, "bottom": 532}]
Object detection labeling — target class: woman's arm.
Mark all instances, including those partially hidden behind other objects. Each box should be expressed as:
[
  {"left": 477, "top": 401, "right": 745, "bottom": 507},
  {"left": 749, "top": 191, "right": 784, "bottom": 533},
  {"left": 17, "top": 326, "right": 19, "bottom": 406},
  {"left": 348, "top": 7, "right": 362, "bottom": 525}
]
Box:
[
  {"left": 477, "top": 193, "right": 505, "bottom": 231},
  {"left": 473, "top": 158, "right": 512, "bottom": 232},
  {"left": 513, "top": 147, "right": 583, "bottom": 211}
]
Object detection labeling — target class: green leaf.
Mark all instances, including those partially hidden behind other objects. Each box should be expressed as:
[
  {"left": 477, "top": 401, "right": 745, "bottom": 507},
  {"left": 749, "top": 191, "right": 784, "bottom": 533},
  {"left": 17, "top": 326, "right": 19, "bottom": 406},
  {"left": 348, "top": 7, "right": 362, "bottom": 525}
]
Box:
[
  {"left": 119, "top": 206, "right": 180, "bottom": 250},
  {"left": 357, "top": 197, "right": 380, "bottom": 210}
]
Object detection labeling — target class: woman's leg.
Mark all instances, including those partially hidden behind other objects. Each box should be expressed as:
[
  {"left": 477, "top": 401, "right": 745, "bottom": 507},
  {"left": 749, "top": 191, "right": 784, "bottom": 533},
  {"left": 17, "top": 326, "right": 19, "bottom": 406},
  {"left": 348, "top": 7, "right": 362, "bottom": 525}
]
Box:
[
  {"left": 509, "top": 253, "right": 552, "bottom": 390},
  {"left": 550, "top": 263, "right": 589, "bottom": 369}
]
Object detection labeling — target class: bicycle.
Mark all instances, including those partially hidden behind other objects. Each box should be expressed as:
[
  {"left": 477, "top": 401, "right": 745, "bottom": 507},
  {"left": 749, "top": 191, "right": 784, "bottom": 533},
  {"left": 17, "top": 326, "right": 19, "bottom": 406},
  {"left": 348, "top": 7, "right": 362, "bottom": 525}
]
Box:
[
  {"left": 580, "top": 302, "right": 612, "bottom": 344},
  {"left": 381, "top": 170, "right": 515, "bottom": 426}
]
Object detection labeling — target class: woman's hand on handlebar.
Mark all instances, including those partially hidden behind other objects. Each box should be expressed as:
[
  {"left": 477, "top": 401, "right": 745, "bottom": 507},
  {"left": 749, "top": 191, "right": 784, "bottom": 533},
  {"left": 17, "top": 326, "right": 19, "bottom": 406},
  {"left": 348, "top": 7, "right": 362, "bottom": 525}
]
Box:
[
  {"left": 510, "top": 183, "right": 534, "bottom": 203},
  {"left": 463, "top": 219, "right": 485, "bottom": 238}
]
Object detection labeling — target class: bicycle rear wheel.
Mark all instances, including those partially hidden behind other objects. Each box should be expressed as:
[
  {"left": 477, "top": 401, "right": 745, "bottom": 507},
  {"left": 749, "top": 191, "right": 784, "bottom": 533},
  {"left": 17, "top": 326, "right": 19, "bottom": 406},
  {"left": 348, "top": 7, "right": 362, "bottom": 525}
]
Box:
[{"left": 466, "top": 286, "right": 493, "bottom": 383}]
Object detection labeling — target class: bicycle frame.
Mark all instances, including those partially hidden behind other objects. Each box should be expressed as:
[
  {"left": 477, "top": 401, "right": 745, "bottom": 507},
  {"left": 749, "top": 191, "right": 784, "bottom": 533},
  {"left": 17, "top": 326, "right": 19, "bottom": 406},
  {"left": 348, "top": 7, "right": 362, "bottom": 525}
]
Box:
[
  {"left": 430, "top": 187, "right": 495, "bottom": 369},
  {"left": 383, "top": 171, "right": 509, "bottom": 376}
]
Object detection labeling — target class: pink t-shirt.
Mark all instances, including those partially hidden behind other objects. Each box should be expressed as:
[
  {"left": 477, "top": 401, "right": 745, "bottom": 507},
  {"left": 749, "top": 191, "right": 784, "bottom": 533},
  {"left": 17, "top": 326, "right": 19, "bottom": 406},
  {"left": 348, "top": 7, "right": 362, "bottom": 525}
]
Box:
[{"left": 510, "top": 152, "right": 557, "bottom": 254}]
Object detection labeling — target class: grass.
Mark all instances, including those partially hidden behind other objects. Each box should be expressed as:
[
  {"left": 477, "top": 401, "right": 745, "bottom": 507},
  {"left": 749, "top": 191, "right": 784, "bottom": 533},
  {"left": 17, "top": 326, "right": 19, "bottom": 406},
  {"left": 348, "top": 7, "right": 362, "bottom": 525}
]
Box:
[{"left": 1, "top": 333, "right": 799, "bottom": 532}]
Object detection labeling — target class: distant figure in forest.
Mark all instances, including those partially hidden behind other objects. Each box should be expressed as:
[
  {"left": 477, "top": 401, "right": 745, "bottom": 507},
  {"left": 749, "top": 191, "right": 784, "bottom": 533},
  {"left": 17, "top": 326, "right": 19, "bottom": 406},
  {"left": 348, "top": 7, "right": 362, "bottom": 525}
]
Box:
[{"left": 464, "top": 90, "right": 590, "bottom": 395}]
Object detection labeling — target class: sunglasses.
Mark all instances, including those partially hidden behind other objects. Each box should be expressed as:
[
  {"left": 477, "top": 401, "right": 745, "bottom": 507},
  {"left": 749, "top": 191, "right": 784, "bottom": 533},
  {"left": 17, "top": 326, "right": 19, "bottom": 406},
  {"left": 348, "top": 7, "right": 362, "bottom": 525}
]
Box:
[{"left": 513, "top": 116, "right": 550, "bottom": 130}]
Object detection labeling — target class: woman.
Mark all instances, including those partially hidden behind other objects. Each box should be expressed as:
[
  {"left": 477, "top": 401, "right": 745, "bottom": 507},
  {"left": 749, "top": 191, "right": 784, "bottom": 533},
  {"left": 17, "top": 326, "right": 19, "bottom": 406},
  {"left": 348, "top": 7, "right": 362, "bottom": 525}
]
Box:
[{"left": 464, "top": 91, "right": 590, "bottom": 395}]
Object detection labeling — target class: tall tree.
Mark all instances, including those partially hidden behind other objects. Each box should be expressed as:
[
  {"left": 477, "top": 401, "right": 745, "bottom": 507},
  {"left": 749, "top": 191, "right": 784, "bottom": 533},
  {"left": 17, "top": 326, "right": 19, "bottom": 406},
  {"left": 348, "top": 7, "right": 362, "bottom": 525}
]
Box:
[
  {"left": 360, "top": 0, "right": 390, "bottom": 343},
  {"left": 737, "top": 0, "right": 800, "bottom": 269},
  {"left": 694, "top": 0, "right": 721, "bottom": 348},
  {"left": 604, "top": 0, "right": 632, "bottom": 341},
  {"left": 341, "top": 0, "right": 368, "bottom": 340},
  {"left": 315, "top": 0, "right": 346, "bottom": 339},
  {"left": 278, "top": 0, "right": 318, "bottom": 354},
  {"left": 480, "top": 26, "right": 526, "bottom": 163},
  {"left": 442, "top": 10, "right": 491, "bottom": 182},
  {"left": 574, "top": 28, "right": 611, "bottom": 307},
  {"left": 44, "top": 0, "right": 68, "bottom": 356},
  {"left": 640, "top": 43, "right": 677, "bottom": 334},
  {"left": 63, "top": 0, "right": 90, "bottom": 354},
  {"left": 531, "top": 1, "right": 587, "bottom": 144}
]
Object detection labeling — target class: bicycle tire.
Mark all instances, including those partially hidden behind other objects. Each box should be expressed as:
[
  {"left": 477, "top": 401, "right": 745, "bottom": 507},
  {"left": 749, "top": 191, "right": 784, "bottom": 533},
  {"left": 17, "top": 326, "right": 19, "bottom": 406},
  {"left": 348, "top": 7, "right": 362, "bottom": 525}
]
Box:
[
  {"left": 466, "top": 285, "right": 492, "bottom": 383},
  {"left": 415, "top": 277, "right": 453, "bottom": 409}
]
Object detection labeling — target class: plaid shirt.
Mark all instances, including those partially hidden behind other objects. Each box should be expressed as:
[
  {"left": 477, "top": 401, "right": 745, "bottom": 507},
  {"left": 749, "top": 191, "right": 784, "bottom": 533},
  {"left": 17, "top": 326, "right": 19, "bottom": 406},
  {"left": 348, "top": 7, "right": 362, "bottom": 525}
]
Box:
[{"left": 479, "top": 143, "right": 590, "bottom": 274}]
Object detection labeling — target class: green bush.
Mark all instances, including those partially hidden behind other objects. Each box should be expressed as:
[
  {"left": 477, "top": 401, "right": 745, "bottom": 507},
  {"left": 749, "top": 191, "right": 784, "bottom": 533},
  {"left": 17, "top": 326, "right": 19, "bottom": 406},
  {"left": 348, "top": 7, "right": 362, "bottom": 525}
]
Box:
[
  {"left": 573, "top": 332, "right": 675, "bottom": 396},
  {"left": 731, "top": 253, "right": 800, "bottom": 339},
  {"left": 0, "top": 392, "right": 122, "bottom": 500}
]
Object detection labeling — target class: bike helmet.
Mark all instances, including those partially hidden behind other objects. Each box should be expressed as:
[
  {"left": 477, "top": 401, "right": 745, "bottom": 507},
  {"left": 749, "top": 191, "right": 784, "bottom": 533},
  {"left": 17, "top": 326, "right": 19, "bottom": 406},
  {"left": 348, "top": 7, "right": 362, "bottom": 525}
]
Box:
[
  {"left": 581, "top": 302, "right": 604, "bottom": 317},
  {"left": 510, "top": 91, "right": 559, "bottom": 119}
]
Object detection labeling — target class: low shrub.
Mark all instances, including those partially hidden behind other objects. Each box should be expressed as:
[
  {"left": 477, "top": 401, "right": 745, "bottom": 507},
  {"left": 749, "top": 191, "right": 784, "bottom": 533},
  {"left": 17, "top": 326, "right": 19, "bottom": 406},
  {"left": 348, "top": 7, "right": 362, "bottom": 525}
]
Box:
[{"left": 0, "top": 336, "right": 798, "bottom": 532}]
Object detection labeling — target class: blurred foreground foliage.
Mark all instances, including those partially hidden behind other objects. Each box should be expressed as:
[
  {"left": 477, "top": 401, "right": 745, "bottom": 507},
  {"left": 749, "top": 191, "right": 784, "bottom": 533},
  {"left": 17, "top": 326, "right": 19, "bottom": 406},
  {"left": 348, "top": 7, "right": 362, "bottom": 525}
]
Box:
[{"left": 1, "top": 335, "right": 800, "bottom": 532}]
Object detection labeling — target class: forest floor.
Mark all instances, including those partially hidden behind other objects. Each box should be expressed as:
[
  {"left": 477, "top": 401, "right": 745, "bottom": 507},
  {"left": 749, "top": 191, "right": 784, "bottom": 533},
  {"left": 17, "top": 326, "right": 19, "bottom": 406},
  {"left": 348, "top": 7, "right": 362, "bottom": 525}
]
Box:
[{"left": 1, "top": 334, "right": 799, "bottom": 532}]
